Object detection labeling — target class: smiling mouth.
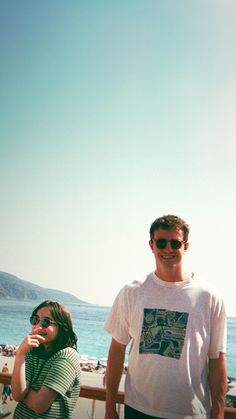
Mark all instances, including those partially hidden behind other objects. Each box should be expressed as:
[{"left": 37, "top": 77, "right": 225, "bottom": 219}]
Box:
[{"left": 161, "top": 255, "right": 175, "bottom": 259}]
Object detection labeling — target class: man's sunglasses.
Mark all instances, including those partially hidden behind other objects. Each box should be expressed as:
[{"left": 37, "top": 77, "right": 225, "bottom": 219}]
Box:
[
  {"left": 153, "top": 238, "right": 185, "bottom": 250},
  {"left": 30, "top": 315, "right": 56, "bottom": 328}
]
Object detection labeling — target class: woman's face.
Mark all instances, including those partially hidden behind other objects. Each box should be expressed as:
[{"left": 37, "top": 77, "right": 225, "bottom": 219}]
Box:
[{"left": 32, "top": 306, "right": 59, "bottom": 351}]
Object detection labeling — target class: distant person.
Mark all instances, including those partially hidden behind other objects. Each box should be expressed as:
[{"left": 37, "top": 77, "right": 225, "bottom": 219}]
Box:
[
  {"left": 12, "top": 300, "right": 81, "bottom": 418},
  {"left": 104, "top": 215, "right": 227, "bottom": 419},
  {"left": 96, "top": 360, "right": 102, "bottom": 371},
  {"left": 1, "top": 364, "right": 8, "bottom": 374},
  {"left": 2, "top": 384, "right": 13, "bottom": 404},
  {"left": 1, "top": 364, "right": 13, "bottom": 405}
]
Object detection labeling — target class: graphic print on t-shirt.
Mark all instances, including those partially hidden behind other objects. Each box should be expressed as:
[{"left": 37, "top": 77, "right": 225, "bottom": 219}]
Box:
[{"left": 139, "top": 308, "right": 189, "bottom": 359}]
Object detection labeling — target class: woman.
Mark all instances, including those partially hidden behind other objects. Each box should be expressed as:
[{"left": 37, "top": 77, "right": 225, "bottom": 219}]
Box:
[{"left": 12, "top": 300, "right": 81, "bottom": 418}]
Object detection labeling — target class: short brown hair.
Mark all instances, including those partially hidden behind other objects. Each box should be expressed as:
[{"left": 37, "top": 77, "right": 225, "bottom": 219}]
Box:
[{"left": 149, "top": 214, "right": 190, "bottom": 242}]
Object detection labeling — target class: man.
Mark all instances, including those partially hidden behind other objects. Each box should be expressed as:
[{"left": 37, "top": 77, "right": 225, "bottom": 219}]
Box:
[{"left": 104, "top": 215, "right": 227, "bottom": 419}]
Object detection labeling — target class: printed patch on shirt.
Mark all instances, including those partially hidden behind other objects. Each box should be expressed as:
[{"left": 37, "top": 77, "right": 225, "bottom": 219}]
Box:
[{"left": 139, "top": 308, "right": 189, "bottom": 359}]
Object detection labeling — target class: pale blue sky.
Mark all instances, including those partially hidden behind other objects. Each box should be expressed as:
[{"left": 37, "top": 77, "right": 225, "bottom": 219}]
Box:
[{"left": 1, "top": 1, "right": 236, "bottom": 315}]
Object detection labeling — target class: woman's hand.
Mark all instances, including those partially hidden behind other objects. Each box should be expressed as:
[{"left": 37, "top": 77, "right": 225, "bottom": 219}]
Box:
[
  {"left": 12, "top": 327, "right": 46, "bottom": 401},
  {"left": 17, "top": 327, "right": 46, "bottom": 356},
  {"left": 14, "top": 327, "right": 60, "bottom": 413}
]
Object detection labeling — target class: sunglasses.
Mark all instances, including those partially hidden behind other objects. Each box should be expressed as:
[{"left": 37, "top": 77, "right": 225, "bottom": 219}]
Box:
[
  {"left": 153, "top": 238, "right": 185, "bottom": 250},
  {"left": 30, "top": 315, "right": 56, "bottom": 328}
]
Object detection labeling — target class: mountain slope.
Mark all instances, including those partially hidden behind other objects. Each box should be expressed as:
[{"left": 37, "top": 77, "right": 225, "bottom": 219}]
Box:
[{"left": 0, "top": 271, "right": 88, "bottom": 304}]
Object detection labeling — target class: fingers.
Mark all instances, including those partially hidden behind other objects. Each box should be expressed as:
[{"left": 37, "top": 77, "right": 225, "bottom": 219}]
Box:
[
  {"left": 17, "top": 333, "right": 46, "bottom": 355},
  {"left": 31, "top": 326, "right": 43, "bottom": 335},
  {"left": 27, "top": 334, "right": 45, "bottom": 347},
  {"left": 29, "top": 328, "right": 46, "bottom": 345}
]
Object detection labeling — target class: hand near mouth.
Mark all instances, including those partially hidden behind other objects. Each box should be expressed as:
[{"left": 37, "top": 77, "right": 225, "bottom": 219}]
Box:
[{"left": 16, "top": 331, "right": 46, "bottom": 356}]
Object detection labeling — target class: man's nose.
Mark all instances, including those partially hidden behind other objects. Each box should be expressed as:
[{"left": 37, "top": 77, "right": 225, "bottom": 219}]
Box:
[{"left": 165, "top": 241, "right": 173, "bottom": 251}]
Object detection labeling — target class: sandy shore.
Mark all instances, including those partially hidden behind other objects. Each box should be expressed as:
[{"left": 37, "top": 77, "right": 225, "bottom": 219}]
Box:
[{"left": 0, "top": 355, "right": 125, "bottom": 418}]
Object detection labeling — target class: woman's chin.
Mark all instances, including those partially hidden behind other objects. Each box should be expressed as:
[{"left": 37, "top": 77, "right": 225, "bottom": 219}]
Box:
[{"left": 42, "top": 342, "right": 52, "bottom": 352}]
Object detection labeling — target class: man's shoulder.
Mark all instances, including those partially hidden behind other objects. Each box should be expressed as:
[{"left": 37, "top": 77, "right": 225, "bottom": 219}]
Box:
[
  {"left": 115, "top": 273, "right": 154, "bottom": 302},
  {"left": 191, "top": 275, "right": 225, "bottom": 304},
  {"left": 122, "top": 272, "right": 153, "bottom": 292}
]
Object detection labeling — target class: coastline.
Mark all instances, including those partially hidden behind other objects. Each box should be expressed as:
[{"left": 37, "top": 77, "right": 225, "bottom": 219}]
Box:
[{"left": 0, "top": 354, "right": 125, "bottom": 419}]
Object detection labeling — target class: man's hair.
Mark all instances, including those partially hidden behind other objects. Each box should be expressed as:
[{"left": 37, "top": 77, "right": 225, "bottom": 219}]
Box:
[
  {"left": 31, "top": 300, "right": 78, "bottom": 354},
  {"left": 149, "top": 214, "right": 190, "bottom": 242}
]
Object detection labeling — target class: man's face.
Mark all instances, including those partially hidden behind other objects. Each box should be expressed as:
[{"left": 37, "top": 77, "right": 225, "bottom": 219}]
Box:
[{"left": 149, "top": 228, "right": 189, "bottom": 270}]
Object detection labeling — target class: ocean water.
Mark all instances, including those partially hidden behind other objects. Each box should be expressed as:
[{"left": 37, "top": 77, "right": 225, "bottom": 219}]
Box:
[
  {"left": 0, "top": 301, "right": 111, "bottom": 360},
  {"left": 0, "top": 300, "right": 235, "bottom": 378}
]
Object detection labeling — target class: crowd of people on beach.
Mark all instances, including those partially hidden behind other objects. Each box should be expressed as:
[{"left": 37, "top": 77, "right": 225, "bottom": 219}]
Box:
[{"left": 0, "top": 347, "right": 18, "bottom": 358}]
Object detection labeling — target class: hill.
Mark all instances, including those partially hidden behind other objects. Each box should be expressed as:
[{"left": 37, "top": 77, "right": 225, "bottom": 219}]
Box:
[{"left": 0, "top": 271, "right": 88, "bottom": 305}]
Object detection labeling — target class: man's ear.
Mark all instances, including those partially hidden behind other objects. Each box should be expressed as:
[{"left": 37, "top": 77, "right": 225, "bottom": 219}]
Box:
[
  {"left": 149, "top": 240, "right": 154, "bottom": 252},
  {"left": 184, "top": 241, "right": 189, "bottom": 252}
]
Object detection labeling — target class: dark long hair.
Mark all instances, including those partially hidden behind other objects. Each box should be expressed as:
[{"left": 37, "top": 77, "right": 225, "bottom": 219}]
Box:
[{"left": 31, "top": 300, "right": 78, "bottom": 354}]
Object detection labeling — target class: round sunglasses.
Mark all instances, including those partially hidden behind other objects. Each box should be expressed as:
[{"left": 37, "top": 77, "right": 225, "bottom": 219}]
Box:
[
  {"left": 153, "top": 238, "right": 185, "bottom": 250},
  {"left": 30, "top": 315, "right": 56, "bottom": 328}
]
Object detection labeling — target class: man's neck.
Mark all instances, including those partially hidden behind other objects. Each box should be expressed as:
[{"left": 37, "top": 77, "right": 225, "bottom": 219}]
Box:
[{"left": 155, "top": 266, "right": 190, "bottom": 282}]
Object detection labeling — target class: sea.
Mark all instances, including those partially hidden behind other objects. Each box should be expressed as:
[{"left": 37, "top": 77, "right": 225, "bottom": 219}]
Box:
[{"left": 0, "top": 300, "right": 235, "bottom": 379}]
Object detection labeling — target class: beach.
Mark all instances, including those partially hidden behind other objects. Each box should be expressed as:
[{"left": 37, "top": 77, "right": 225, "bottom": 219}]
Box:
[{"left": 0, "top": 355, "right": 125, "bottom": 419}]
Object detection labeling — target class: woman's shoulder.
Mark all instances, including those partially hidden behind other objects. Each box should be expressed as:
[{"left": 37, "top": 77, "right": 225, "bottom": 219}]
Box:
[
  {"left": 50, "top": 347, "right": 81, "bottom": 374},
  {"left": 51, "top": 347, "right": 80, "bottom": 363},
  {"left": 53, "top": 346, "right": 78, "bottom": 357}
]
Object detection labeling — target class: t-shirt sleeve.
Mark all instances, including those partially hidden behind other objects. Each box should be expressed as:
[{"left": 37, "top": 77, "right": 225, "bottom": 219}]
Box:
[
  {"left": 43, "top": 357, "right": 77, "bottom": 396},
  {"left": 104, "top": 286, "right": 131, "bottom": 345},
  {"left": 208, "top": 295, "right": 227, "bottom": 359}
]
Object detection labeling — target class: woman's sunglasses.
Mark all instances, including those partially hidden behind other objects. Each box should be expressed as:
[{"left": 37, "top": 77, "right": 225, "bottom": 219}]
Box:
[
  {"left": 153, "top": 238, "right": 185, "bottom": 250},
  {"left": 30, "top": 315, "right": 56, "bottom": 328}
]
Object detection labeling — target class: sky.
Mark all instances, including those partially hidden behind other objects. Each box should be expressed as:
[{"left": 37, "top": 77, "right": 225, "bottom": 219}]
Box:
[{"left": 1, "top": 0, "right": 236, "bottom": 315}]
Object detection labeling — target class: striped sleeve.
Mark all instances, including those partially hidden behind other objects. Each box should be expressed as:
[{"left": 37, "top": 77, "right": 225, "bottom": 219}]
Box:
[{"left": 43, "top": 350, "right": 80, "bottom": 396}]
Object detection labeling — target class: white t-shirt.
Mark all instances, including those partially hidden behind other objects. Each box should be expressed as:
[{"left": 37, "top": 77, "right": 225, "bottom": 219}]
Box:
[{"left": 104, "top": 273, "right": 227, "bottom": 419}]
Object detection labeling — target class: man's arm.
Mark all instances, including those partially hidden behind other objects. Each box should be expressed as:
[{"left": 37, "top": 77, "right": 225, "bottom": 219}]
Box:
[
  {"left": 208, "top": 352, "right": 227, "bottom": 419},
  {"left": 105, "top": 338, "right": 126, "bottom": 419}
]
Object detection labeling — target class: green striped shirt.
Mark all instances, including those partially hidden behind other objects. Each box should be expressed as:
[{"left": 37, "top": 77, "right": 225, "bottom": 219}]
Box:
[{"left": 14, "top": 347, "right": 80, "bottom": 418}]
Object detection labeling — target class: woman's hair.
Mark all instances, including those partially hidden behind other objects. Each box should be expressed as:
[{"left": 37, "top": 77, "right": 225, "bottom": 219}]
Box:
[{"left": 31, "top": 300, "right": 78, "bottom": 354}]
